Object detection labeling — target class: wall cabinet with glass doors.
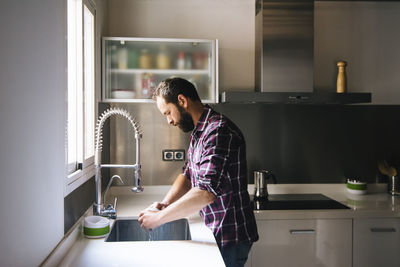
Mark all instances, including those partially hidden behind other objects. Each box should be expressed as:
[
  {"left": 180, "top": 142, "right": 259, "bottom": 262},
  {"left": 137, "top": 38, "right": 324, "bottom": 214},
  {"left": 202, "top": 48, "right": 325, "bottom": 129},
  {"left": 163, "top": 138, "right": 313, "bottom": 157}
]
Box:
[{"left": 102, "top": 37, "right": 218, "bottom": 103}]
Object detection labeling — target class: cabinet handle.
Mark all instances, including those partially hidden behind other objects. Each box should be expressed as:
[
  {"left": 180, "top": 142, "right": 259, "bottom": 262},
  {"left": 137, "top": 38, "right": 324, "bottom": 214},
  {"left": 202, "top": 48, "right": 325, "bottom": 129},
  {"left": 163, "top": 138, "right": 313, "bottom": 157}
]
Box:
[
  {"left": 370, "top": 228, "right": 396, "bottom": 233},
  {"left": 288, "top": 95, "right": 310, "bottom": 101},
  {"left": 290, "top": 229, "right": 316, "bottom": 234}
]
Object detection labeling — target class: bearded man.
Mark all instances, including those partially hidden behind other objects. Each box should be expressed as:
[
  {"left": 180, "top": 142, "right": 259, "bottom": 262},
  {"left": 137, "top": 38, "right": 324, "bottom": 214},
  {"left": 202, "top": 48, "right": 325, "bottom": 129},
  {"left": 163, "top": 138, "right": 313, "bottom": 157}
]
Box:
[{"left": 138, "top": 77, "right": 258, "bottom": 267}]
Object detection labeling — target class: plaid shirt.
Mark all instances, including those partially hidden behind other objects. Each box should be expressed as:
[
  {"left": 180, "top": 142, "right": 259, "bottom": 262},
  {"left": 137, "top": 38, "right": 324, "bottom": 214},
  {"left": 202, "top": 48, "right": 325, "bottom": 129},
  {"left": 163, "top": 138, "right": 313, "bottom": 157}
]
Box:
[{"left": 183, "top": 106, "right": 258, "bottom": 247}]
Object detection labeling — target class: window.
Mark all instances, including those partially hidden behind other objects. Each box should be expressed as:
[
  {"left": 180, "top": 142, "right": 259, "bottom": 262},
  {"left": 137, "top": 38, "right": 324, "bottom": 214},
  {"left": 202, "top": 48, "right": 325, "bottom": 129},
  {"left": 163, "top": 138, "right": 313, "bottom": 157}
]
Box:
[{"left": 66, "top": 0, "right": 96, "bottom": 195}]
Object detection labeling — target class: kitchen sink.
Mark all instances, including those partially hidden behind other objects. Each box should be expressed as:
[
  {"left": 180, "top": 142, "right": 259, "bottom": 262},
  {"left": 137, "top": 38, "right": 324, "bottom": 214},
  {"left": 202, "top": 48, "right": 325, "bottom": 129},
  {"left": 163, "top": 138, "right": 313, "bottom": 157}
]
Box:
[
  {"left": 251, "top": 194, "right": 350, "bottom": 210},
  {"left": 105, "top": 218, "right": 191, "bottom": 242}
]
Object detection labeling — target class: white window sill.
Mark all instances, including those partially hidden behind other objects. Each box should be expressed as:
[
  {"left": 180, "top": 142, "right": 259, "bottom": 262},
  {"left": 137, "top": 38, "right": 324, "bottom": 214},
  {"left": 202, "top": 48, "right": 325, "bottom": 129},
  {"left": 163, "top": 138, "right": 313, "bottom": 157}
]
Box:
[{"left": 64, "top": 164, "right": 95, "bottom": 197}]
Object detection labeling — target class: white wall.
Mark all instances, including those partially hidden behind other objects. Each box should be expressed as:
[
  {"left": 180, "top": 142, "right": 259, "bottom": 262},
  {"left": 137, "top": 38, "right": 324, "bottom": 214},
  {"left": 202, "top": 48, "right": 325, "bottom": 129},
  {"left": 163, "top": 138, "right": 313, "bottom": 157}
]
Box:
[
  {"left": 0, "top": 1, "right": 65, "bottom": 266},
  {"left": 107, "top": 0, "right": 255, "bottom": 91}
]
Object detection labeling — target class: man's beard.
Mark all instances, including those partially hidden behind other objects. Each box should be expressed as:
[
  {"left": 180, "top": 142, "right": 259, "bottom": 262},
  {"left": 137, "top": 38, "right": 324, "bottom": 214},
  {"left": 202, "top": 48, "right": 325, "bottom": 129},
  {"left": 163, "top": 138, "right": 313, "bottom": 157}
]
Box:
[{"left": 177, "top": 105, "right": 194, "bottom": 133}]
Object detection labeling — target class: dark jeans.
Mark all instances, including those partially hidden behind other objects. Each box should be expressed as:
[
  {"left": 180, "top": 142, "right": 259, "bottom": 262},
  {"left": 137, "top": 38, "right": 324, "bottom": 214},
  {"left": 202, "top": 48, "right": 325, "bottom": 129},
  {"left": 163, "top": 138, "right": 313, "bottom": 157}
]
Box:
[{"left": 219, "top": 242, "right": 253, "bottom": 267}]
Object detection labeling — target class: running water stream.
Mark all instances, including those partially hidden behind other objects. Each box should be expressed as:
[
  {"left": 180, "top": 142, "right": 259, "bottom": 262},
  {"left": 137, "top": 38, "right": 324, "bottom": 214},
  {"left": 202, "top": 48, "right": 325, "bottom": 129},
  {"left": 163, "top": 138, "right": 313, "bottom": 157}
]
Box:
[{"left": 144, "top": 228, "right": 155, "bottom": 241}]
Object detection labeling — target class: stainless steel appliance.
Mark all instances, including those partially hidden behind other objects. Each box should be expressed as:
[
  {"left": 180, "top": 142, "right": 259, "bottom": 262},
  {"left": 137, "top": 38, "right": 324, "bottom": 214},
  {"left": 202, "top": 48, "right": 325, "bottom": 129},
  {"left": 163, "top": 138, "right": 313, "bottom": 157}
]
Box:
[
  {"left": 254, "top": 170, "right": 277, "bottom": 199},
  {"left": 220, "top": 0, "right": 371, "bottom": 104}
]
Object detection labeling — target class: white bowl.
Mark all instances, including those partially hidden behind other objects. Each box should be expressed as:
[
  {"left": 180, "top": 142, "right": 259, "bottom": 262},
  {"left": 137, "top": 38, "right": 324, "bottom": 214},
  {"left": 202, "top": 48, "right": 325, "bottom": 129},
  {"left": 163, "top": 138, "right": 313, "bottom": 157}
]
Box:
[
  {"left": 347, "top": 188, "right": 367, "bottom": 195},
  {"left": 84, "top": 216, "right": 110, "bottom": 238},
  {"left": 346, "top": 180, "right": 367, "bottom": 195},
  {"left": 111, "top": 90, "right": 135, "bottom": 99}
]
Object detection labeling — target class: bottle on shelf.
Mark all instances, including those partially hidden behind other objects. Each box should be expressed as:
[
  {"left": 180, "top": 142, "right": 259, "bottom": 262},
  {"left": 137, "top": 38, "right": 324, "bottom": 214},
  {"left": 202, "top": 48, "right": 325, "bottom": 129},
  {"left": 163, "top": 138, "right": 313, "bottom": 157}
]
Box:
[
  {"left": 192, "top": 51, "right": 208, "bottom": 69},
  {"left": 134, "top": 74, "right": 142, "bottom": 98},
  {"left": 203, "top": 52, "right": 210, "bottom": 69},
  {"left": 185, "top": 52, "right": 192, "bottom": 69},
  {"left": 139, "top": 49, "right": 152, "bottom": 69},
  {"left": 177, "top": 51, "right": 185, "bottom": 70},
  {"left": 336, "top": 61, "right": 347, "bottom": 93},
  {"left": 141, "top": 73, "right": 155, "bottom": 99},
  {"left": 156, "top": 45, "right": 171, "bottom": 69}
]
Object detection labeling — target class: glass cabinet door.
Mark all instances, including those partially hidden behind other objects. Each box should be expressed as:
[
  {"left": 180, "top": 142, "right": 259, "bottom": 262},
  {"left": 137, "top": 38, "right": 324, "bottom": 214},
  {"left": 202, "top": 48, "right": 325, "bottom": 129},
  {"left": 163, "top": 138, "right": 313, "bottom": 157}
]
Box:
[{"left": 102, "top": 37, "right": 218, "bottom": 103}]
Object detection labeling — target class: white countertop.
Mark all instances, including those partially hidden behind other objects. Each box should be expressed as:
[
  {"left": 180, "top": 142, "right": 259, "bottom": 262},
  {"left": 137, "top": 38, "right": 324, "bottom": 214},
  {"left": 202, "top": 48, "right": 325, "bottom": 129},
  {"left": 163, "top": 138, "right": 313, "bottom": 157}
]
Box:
[
  {"left": 250, "top": 183, "right": 400, "bottom": 220},
  {"left": 58, "top": 188, "right": 225, "bottom": 267},
  {"left": 56, "top": 184, "right": 400, "bottom": 266}
]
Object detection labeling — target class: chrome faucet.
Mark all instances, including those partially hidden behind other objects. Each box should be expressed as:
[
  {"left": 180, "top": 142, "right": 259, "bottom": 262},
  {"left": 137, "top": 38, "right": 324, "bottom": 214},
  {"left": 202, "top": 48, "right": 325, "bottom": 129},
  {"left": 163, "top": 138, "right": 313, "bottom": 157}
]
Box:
[{"left": 94, "top": 107, "right": 143, "bottom": 218}]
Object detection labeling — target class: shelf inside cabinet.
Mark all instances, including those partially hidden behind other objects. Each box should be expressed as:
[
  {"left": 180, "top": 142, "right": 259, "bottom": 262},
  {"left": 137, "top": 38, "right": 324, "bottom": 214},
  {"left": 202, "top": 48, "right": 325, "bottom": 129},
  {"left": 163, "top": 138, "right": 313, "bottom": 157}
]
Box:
[{"left": 110, "top": 69, "right": 210, "bottom": 75}]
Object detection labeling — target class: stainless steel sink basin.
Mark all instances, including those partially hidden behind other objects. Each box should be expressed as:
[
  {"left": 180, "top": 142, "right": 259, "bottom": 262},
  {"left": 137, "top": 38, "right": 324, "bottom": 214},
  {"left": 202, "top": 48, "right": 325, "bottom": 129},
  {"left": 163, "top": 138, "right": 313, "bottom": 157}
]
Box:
[
  {"left": 251, "top": 194, "right": 350, "bottom": 210},
  {"left": 105, "top": 218, "right": 191, "bottom": 242}
]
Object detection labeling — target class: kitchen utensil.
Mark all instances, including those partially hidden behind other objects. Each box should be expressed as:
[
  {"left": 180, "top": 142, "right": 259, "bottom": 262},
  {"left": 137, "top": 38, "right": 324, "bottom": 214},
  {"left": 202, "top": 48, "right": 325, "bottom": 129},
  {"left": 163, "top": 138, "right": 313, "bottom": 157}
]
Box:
[
  {"left": 254, "top": 170, "right": 277, "bottom": 199},
  {"left": 378, "top": 160, "right": 397, "bottom": 176},
  {"left": 388, "top": 175, "right": 400, "bottom": 196},
  {"left": 378, "top": 160, "right": 390, "bottom": 176},
  {"left": 387, "top": 166, "right": 397, "bottom": 177},
  {"left": 378, "top": 160, "right": 399, "bottom": 195}
]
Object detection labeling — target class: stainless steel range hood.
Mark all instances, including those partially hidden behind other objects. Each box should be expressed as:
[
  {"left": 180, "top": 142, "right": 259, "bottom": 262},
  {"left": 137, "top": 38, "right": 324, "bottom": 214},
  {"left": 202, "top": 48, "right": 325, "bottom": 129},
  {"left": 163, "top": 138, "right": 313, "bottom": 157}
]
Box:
[{"left": 221, "top": 0, "right": 371, "bottom": 104}]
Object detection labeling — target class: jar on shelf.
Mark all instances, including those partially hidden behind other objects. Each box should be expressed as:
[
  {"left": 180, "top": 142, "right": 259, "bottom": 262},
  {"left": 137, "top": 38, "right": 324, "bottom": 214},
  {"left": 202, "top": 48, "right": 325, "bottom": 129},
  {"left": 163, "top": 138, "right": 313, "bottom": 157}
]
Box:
[
  {"left": 117, "top": 47, "right": 128, "bottom": 69},
  {"left": 128, "top": 48, "right": 139, "bottom": 69},
  {"left": 156, "top": 45, "right": 171, "bottom": 69},
  {"left": 110, "top": 45, "right": 118, "bottom": 69},
  {"left": 139, "top": 49, "right": 152, "bottom": 69}
]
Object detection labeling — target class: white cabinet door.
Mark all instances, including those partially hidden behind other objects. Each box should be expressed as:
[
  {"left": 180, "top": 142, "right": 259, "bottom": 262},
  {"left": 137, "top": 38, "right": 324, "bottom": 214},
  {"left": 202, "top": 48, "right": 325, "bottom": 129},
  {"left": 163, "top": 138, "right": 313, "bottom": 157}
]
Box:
[
  {"left": 353, "top": 218, "right": 400, "bottom": 267},
  {"left": 251, "top": 219, "right": 352, "bottom": 267}
]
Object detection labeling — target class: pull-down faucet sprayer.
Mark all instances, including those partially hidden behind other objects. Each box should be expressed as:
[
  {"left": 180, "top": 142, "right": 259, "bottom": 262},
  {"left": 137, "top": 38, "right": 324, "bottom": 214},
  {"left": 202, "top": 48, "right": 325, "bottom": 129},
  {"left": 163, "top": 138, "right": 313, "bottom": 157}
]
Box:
[{"left": 94, "top": 107, "right": 143, "bottom": 218}]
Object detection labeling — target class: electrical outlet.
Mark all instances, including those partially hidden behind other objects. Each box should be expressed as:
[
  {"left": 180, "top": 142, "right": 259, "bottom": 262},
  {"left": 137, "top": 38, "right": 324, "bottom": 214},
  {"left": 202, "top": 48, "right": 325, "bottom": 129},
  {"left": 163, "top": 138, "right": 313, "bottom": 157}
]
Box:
[
  {"left": 162, "top": 150, "right": 174, "bottom": 161},
  {"left": 174, "top": 149, "right": 185, "bottom": 161}
]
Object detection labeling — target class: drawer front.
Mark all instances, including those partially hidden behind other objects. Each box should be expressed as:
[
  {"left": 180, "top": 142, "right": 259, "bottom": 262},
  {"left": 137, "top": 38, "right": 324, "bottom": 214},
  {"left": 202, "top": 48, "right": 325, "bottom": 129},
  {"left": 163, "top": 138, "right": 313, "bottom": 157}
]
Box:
[
  {"left": 251, "top": 219, "right": 352, "bottom": 267},
  {"left": 353, "top": 218, "right": 400, "bottom": 267}
]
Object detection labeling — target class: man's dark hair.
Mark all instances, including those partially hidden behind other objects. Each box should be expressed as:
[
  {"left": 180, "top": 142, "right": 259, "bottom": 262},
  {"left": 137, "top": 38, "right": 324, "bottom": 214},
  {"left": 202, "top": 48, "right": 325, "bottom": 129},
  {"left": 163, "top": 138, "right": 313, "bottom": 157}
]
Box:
[{"left": 153, "top": 77, "right": 201, "bottom": 104}]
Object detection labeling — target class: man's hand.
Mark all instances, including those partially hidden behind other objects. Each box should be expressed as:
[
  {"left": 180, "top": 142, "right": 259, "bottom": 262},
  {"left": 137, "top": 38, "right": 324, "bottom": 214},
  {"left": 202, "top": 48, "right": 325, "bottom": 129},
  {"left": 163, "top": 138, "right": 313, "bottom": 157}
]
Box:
[
  {"left": 138, "top": 209, "right": 162, "bottom": 230},
  {"left": 138, "top": 202, "right": 169, "bottom": 230},
  {"left": 150, "top": 201, "right": 169, "bottom": 210},
  {"left": 139, "top": 201, "right": 169, "bottom": 215}
]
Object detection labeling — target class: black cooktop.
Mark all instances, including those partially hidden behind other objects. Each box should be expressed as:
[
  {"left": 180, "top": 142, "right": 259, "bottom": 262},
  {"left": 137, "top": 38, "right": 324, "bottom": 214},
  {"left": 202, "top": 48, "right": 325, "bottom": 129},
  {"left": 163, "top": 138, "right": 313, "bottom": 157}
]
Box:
[{"left": 251, "top": 194, "right": 350, "bottom": 210}]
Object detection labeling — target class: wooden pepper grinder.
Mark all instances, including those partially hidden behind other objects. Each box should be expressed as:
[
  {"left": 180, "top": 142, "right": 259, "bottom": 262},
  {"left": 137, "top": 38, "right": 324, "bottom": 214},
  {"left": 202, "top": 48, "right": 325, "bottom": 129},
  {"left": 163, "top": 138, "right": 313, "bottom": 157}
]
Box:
[{"left": 336, "top": 61, "right": 347, "bottom": 93}]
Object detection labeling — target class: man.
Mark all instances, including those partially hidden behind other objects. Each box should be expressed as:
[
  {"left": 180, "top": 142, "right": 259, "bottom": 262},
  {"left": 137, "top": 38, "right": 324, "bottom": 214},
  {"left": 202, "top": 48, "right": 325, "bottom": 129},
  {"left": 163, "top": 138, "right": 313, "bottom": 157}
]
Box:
[{"left": 138, "top": 77, "right": 258, "bottom": 267}]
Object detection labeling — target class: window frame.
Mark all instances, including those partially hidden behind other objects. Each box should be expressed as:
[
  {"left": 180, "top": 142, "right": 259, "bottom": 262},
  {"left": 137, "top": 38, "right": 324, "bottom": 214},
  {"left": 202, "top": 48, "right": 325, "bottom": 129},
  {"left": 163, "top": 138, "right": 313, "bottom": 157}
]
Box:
[{"left": 65, "top": 0, "right": 97, "bottom": 196}]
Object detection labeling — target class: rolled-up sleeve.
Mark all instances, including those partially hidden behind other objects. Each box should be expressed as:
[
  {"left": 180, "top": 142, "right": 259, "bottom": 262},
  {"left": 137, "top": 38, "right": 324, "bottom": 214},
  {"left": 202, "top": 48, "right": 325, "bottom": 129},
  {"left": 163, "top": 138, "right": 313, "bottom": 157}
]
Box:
[
  {"left": 196, "top": 126, "right": 232, "bottom": 196},
  {"left": 182, "top": 161, "right": 190, "bottom": 180}
]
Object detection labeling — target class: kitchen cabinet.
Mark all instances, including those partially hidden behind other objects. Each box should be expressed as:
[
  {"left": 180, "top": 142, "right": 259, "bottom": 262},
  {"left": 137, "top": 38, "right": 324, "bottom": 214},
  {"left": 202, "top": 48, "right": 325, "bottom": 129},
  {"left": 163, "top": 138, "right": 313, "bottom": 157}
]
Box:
[
  {"left": 250, "top": 219, "right": 352, "bottom": 267},
  {"left": 102, "top": 37, "right": 218, "bottom": 103},
  {"left": 353, "top": 218, "right": 400, "bottom": 267}
]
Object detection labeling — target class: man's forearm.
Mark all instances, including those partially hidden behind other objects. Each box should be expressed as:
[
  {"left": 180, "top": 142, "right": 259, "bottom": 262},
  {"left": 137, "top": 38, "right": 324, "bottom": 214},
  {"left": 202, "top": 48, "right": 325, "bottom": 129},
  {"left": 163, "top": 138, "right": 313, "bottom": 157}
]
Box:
[
  {"left": 162, "top": 174, "right": 192, "bottom": 205},
  {"left": 157, "top": 187, "right": 216, "bottom": 225}
]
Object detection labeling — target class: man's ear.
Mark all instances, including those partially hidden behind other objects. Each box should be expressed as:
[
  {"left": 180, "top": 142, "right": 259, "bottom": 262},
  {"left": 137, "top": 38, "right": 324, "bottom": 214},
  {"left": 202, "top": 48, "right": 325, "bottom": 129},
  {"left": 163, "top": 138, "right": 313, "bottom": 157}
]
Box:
[{"left": 177, "top": 94, "right": 188, "bottom": 109}]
